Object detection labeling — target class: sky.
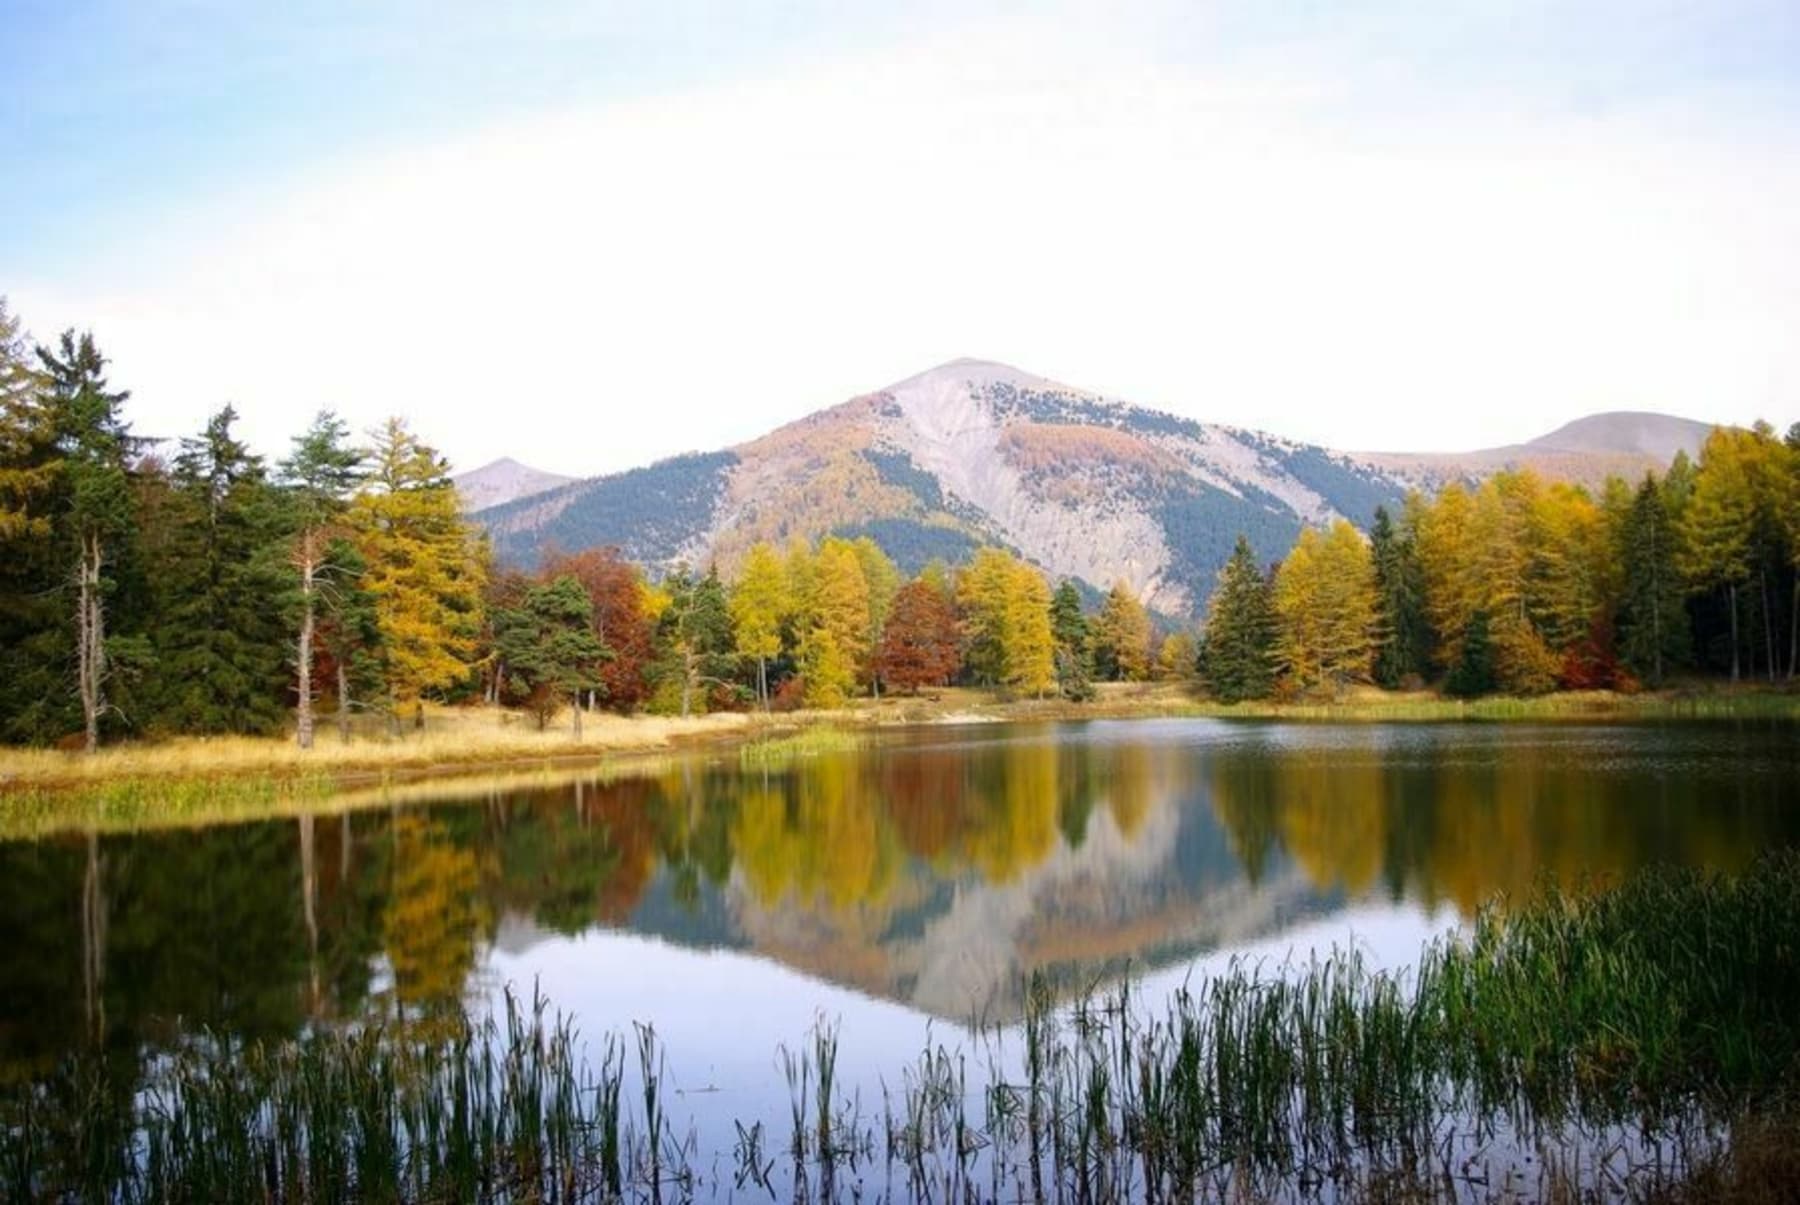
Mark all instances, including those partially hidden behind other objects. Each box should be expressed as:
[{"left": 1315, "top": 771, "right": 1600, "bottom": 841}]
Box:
[{"left": 4, "top": 0, "right": 1797, "bottom": 477}]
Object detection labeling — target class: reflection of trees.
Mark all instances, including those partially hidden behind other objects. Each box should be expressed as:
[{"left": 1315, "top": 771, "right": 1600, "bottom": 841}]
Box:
[
  {"left": 383, "top": 814, "right": 486, "bottom": 1020},
  {"left": 733, "top": 756, "right": 900, "bottom": 908},
  {"left": 1205, "top": 735, "right": 1800, "bottom": 911}
]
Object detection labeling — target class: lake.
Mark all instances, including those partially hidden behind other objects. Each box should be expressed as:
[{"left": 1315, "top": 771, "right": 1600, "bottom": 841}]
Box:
[{"left": 4, "top": 717, "right": 1798, "bottom": 1190}]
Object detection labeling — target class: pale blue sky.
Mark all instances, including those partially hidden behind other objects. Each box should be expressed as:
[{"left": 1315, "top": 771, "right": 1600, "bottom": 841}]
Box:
[{"left": 4, "top": 2, "right": 1796, "bottom": 472}]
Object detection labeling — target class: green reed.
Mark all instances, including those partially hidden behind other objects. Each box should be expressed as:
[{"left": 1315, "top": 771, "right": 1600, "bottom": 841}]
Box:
[{"left": 5, "top": 856, "right": 1798, "bottom": 1201}]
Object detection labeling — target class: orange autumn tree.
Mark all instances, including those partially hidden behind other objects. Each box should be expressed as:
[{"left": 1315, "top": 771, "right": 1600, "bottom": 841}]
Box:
[{"left": 875, "top": 577, "right": 962, "bottom": 693}]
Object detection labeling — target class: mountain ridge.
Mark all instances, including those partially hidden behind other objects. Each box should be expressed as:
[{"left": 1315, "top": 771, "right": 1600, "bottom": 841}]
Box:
[{"left": 473, "top": 361, "right": 1714, "bottom": 616}]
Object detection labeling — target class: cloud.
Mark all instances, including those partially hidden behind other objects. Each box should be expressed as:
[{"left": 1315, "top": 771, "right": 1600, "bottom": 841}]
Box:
[{"left": 13, "top": 12, "right": 1798, "bottom": 474}]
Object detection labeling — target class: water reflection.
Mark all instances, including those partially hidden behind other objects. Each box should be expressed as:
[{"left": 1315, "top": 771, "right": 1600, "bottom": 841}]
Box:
[{"left": 2, "top": 719, "right": 1796, "bottom": 1085}]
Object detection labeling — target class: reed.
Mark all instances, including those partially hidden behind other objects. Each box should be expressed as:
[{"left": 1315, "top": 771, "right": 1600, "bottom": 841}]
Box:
[{"left": 5, "top": 857, "right": 1798, "bottom": 1201}]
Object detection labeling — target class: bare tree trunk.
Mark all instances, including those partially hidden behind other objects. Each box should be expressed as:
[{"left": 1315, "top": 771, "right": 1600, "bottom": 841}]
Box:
[
  {"left": 680, "top": 645, "right": 694, "bottom": 718},
  {"left": 1761, "top": 567, "right": 1776, "bottom": 683},
  {"left": 299, "top": 814, "right": 319, "bottom": 1014},
  {"left": 758, "top": 656, "right": 768, "bottom": 711},
  {"left": 82, "top": 831, "right": 106, "bottom": 1044},
  {"left": 1729, "top": 581, "right": 1741, "bottom": 683},
  {"left": 296, "top": 545, "right": 316, "bottom": 749},
  {"left": 337, "top": 660, "right": 353, "bottom": 743},
  {"left": 77, "top": 533, "right": 106, "bottom": 753},
  {"left": 571, "top": 691, "right": 583, "bottom": 740}
]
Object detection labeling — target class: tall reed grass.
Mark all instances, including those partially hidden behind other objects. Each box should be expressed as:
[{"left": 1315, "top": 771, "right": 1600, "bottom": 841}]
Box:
[{"left": 5, "top": 857, "right": 1798, "bottom": 1201}]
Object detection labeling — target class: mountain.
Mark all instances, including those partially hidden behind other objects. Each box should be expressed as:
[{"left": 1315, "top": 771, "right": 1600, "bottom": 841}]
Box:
[
  {"left": 452, "top": 457, "right": 573, "bottom": 511},
  {"left": 476, "top": 359, "right": 1406, "bottom": 616},
  {"left": 473, "top": 361, "right": 1714, "bottom": 617},
  {"left": 1361, "top": 410, "right": 1712, "bottom": 493}
]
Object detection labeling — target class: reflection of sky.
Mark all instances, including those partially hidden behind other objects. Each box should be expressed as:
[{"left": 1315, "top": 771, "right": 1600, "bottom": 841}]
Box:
[{"left": 478, "top": 899, "right": 1456, "bottom": 1162}]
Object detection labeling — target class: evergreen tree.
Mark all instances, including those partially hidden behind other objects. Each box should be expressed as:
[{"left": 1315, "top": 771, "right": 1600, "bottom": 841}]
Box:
[
  {"left": 278, "top": 411, "right": 365, "bottom": 747},
  {"left": 0, "top": 299, "right": 53, "bottom": 544},
  {"left": 313, "top": 536, "right": 383, "bottom": 742},
  {"left": 1444, "top": 610, "right": 1497, "bottom": 697},
  {"left": 1679, "top": 429, "right": 1755, "bottom": 681},
  {"left": 656, "top": 567, "right": 737, "bottom": 715},
  {"left": 1370, "top": 504, "right": 1429, "bottom": 687},
  {"left": 1049, "top": 579, "right": 1095, "bottom": 701},
  {"left": 1201, "top": 535, "right": 1276, "bottom": 702},
  {"left": 1617, "top": 475, "right": 1689, "bottom": 686},
  {"left": 39, "top": 331, "right": 136, "bottom": 750},
  {"left": 493, "top": 575, "right": 610, "bottom": 735},
  {"left": 157, "top": 406, "right": 291, "bottom": 734}
]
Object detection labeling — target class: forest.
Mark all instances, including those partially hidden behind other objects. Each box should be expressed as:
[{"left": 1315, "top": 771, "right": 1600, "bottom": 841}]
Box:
[{"left": 3, "top": 300, "right": 1798, "bottom": 752}]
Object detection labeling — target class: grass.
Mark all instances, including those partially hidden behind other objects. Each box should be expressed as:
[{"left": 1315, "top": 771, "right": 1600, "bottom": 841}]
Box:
[
  {"left": 6, "top": 856, "right": 1798, "bottom": 1202},
  {"left": 737, "top": 725, "right": 867, "bottom": 769},
  {"left": 0, "top": 706, "right": 749, "bottom": 792}
]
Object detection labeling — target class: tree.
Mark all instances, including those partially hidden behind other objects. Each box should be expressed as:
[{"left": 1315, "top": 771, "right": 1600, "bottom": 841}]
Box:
[
  {"left": 0, "top": 299, "right": 53, "bottom": 545},
  {"left": 1002, "top": 560, "right": 1055, "bottom": 697},
  {"left": 157, "top": 406, "right": 291, "bottom": 734},
  {"left": 1155, "top": 631, "right": 1197, "bottom": 682},
  {"left": 1272, "top": 520, "right": 1377, "bottom": 693},
  {"left": 313, "top": 536, "right": 382, "bottom": 742},
  {"left": 850, "top": 537, "right": 900, "bottom": 692},
  {"left": 874, "top": 577, "right": 961, "bottom": 694},
  {"left": 956, "top": 548, "right": 1016, "bottom": 686},
  {"left": 657, "top": 567, "right": 736, "bottom": 715},
  {"left": 1680, "top": 428, "right": 1756, "bottom": 681},
  {"left": 278, "top": 412, "right": 365, "bottom": 748},
  {"left": 1201, "top": 535, "right": 1276, "bottom": 702},
  {"left": 493, "top": 575, "right": 610, "bottom": 734},
  {"left": 542, "top": 547, "right": 656, "bottom": 712},
  {"left": 348, "top": 418, "right": 485, "bottom": 729},
  {"left": 729, "top": 541, "right": 789, "bottom": 708},
  {"left": 1444, "top": 610, "right": 1497, "bottom": 697},
  {"left": 1616, "top": 474, "right": 1689, "bottom": 686},
  {"left": 1092, "top": 581, "right": 1152, "bottom": 681},
  {"left": 39, "top": 331, "right": 135, "bottom": 751},
  {"left": 797, "top": 539, "right": 871, "bottom": 707},
  {"left": 1370, "top": 503, "right": 1430, "bottom": 687},
  {"left": 1050, "top": 579, "right": 1095, "bottom": 701}
]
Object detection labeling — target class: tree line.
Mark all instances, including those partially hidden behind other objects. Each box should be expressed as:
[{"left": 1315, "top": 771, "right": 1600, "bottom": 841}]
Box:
[{"left": 4, "top": 301, "right": 1796, "bottom": 749}]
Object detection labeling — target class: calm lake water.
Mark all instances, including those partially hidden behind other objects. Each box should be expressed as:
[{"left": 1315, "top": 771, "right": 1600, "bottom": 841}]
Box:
[{"left": 5, "top": 717, "right": 1799, "bottom": 1161}]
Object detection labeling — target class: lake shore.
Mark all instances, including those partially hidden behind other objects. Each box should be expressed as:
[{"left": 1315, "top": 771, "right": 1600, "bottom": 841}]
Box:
[{"left": 1, "top": 680, "right": 1794, "bottom": 809}]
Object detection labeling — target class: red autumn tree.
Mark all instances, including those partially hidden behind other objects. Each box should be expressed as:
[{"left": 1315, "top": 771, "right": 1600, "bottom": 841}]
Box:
[
  {"left": 875, "top": 578, "right": 962, "bottom": 694},
  {"left": 541, "top": 547, "right": 655, "bottom": 712}
]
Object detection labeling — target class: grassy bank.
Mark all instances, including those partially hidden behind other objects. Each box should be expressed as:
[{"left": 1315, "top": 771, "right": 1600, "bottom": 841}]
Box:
[
  {"left": 6, "top": 857, "right": 1798, "bottom": 1202},
  {"left": 1, "top": 682, "right": 1793, "bottom": 808}
]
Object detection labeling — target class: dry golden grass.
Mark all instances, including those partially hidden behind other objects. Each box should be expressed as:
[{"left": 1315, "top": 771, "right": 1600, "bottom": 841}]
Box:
[{"left": 0, "top": 705, "right": 750, "bottom": 791}]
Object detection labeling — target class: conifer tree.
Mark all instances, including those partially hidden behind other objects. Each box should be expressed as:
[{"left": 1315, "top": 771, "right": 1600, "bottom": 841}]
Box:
[
  {"left": 158, "top": 406, "right": 291, "bottom": 734},
  {"left": 493, "top": 575, "right": 610, "bottom": 735},
  {"left": 956, "top": 548, "right": 1017, "bottom": 686},
  {"left": 1444, "top": 610, "right": 1497, "bottom": 697},
  {"left": 0, "top": 299, "right": 53, "bottom": 545},
  {"left": 657, "top": 567, "right": 736, "bottom": 715},
  {"left": 39, "top": 331, "right": 136, "bottom": 751},
  {"left": 1617, "top": 474, "right": 1689, "bottom": 686},
  {"left": 1680, "top": 429, "right": 1755, "bottom": 681},
  {"left": 1370, "top": 504, "right": 1430, "bottom": 687},
  {"left": 1272, "top": 520, "right": 1377, "bottom": 692},
  {"left": 1002, "top": 561, "right": 1056, "bottom": 698},
  {"left": 1049, "top": 579, "right": 1095, "bottom": 700},
  {"left": 348, "top": 418, "right": 485, "bottom": 729},
  {"left": 279, "top": 411, "right": 365, "bottom": 747},
  {"left": 1201, "top": 535, "right": 1276, "bottom": 702},
  {"left": 1092, "top": 581, "right": 1153, "bottom": 681},
  {"left": 798, "top": 538, "right": 872, "bottom": 706}
]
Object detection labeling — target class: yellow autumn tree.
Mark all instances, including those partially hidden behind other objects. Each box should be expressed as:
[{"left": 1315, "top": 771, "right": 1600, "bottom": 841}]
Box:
[
  {"left": 1003, "top": 560, "right": 1056, "bottom": 697},
  {"left": 349, "top": 418, "right": 486, "bottom": 728},
  {"left": 1272, "top": 520, "right": 1377, "bottom": 692},
  {"left": 1092, "top": 580, "right": 1153, "bottom": 681},
  {"left": 797, "top": 537, "right": 871, "bottom": 707},
  {"left": 730, "top": 541, "right": 789, "bottom": 707}
]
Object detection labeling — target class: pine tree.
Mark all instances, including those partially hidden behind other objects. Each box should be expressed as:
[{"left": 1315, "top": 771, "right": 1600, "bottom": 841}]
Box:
[
  {"left": 1444, "top": 611, "right": 1497, "bottom": 697},
  {"left": 657, "top": 567, "right": 737, "bottom": 715},
  {"left": 348, "top": 418, "right": 485, "bottom": 729},
  {"left": 279, "top": 411, "right": 366, "bottom": 747},
  {"left": 1049, "top": 579, "right": 1095, "bottom": 701},
  {"left": 1680, "top": 429, "right": 1755, "bottom": 681},
  {"left": 1201, "top": 535, "right": 1276, "bottom": 702},
  {"left": 1617, "top": 475, "right": 1689, "bottom": 686},
  {"left": 39, "top": 331, "right": 136, "bottom": 751},
  {"left": 157, "top": 406, "right": 291, "bottom": 734},
  {"left": 493, "top": 575, "right": 610, "bottom": 735},
  {"left": 1370, "top": 503, "right": 1430, "bottom": 687},
  {"left": 0, "top": 299, "right": 54, "bottom": 545}
]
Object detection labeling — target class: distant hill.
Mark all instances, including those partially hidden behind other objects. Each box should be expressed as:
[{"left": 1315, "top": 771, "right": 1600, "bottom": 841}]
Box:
[
  {"left": 473, "top": 362, "right": 1716, "bottom": 616},
  {"left": 452, "top": 457, "right": 573, "bottom": 512},
  {"left": 1361, "top": 411, "right": 1713, "bottom": 493}
]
